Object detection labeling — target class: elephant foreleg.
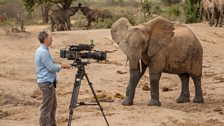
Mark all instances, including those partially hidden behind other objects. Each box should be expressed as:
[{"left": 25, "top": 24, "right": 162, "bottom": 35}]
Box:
[
  {"left": 87, "top": 20, "right": 91, "bottom": 29},
  {"left": 65, "top": 17, "right": 71, "bottom": 30},
  {"left": 191, "top": 75, "right": 204, "bottom": 103},
  {"left": 207, "top": 11, "right": 213, "bottom": 26},
  {"left": 51, "top": 22, "right": 55, "bottom": 32},
  {"left": 148, "top": 72, "right": 162, "bottom": 106},
  {"left": 50, "top": 17, "right": 55, "bottom": 32},
  {"left": 122, "top": 62, "right": 147, "bottom": 106},
  {"left": 218, "top": 12, "right": 223, "bottom": 27},
  {"left": 176, "top": 73, "right": 190, "bottom": 103},
  {"left": 55, "top": 21, "right": 60, "bottom": 31},
  {"left": 215, "top": 11, "right": 220, "bottom": 27}
]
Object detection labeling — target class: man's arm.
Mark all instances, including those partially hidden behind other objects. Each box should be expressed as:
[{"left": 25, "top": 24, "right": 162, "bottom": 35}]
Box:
[{"left": 40, "top": 50, "right": 61, "bottom": 72}]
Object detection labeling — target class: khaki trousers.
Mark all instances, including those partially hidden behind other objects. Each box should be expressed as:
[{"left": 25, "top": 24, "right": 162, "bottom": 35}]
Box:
[{"left": 38, "top": 83, "right": 57, "bottom": 126}]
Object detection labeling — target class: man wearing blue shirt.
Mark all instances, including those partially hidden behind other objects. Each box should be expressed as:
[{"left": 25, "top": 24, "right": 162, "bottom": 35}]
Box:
[{"left": 35, "top": 31, "right": 70, "bottom": 126}]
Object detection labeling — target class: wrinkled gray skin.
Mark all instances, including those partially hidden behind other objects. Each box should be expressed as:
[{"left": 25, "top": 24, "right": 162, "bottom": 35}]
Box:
[
  {"left": 208, "top": 0, "right": 224, "bottom": 27},
  {"left": 80, "top": 7, "right": 98, "bottom": 28},
  {"left": 50, "top": 6, "right": 80, "bottom": 31},
  {"left": 111, "top": 17, "right": 204, "bottom": 106}
]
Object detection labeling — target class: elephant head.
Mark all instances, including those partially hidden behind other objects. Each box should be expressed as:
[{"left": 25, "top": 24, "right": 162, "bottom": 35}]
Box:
[
  {"left": 111, "top": 16, "right": 174, "bottom": 69},
  {"left": 68, "top": 6, "right": 80, "bottom": 16}
]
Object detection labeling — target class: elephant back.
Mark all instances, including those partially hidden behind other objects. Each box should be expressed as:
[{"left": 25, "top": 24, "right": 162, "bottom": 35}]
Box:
[{"left": 164, "top": 24, "right": 203, "bottom": 76}]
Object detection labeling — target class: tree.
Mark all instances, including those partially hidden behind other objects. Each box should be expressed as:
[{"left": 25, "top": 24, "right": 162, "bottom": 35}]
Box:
[{"left": 22, "top": 0, "right": 77, "bottom": 24}]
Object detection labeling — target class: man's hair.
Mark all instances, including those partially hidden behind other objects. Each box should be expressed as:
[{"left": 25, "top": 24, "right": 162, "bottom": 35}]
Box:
[{"left": 38, "top": 31, "right": 48, "bottom": 43}]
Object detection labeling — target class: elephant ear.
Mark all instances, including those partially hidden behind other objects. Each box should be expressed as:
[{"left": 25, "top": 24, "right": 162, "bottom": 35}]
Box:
[
  {"left": 144, "top": 16, "right": 175, "bottom": 57},
  {"left": 111, "top": 17, "right": 132, "bottom": 55}
]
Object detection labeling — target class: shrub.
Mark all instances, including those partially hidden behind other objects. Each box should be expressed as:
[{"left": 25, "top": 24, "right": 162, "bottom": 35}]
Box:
[
  {"left": 183, "top": 1, "right": 199, "bottom": 23},
  {"left": 153, "top": 5, "right": 162, "bottom": 15},
  {"left": 168, "top": 5, "right": 181, "bottom": 17},
  {"left": 142, "top": 0, "right": 153, "bottom": 16},
  {"left": 0, "top": 18, "right": 24, "bottom": 34}
]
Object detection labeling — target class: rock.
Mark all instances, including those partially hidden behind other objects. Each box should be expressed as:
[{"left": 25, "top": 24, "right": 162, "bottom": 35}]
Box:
[
  {"left": 95, "top": 92, "right": 114, "bottom": 102},
  {"left": 114, "top": 93, "right": 124, "bottom": 99},
  {"left": 213, "top": 107, "right": 223, "bottom": 112},
  {"left": 116, "top": 70, "right": 127, "bottom": 74},
  {"left": 162, "top": 87, "right": 172, "bottom": 92},
  {"left": 31, "top": 89, "right": 41, "bottom": 99},
  {"left": 142, "top": 83, "right": 150, "bottom": 91},
  {"left": 0, "top": 110, "right": 9, "bottom": 118},
  {"left": 219, "top": 112, "right": 224, "bottom": 115}
]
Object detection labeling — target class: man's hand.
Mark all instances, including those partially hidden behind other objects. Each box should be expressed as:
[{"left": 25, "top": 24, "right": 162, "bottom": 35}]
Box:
[{"left": 61, "top": 63, "right": 71, "bottom": 69}]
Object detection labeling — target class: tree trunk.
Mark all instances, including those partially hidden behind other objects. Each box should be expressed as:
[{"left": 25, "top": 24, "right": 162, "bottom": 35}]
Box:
[
  {"left": 141, "top": 0, "right": 146, "bottom": 21},
  {"left": 62, "top": 0, "right": 73, "bottom": 10},
  {"left": 41, "top": 3, "right": 50, "bottom": 24}
]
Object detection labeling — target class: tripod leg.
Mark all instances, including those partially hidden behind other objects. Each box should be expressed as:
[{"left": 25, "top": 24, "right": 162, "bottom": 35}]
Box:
[
  {"left": 67, "top": 75, "right": 82, "bottom": 126},
  {"left": 84, "top": 74, "right": 110, "bottom": 126}
]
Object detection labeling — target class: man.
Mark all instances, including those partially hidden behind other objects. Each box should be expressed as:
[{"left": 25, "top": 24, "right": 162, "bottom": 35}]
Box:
[{"left": 35, "top": 31, "right": 70, "bottom": 126}]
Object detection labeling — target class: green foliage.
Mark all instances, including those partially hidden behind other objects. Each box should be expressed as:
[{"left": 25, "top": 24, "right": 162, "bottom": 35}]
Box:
[
  {"left": 74, "top": 14, "right": 135, "bottom": 29},
  {"left": 153, "top": 5, "right": 162, "bottom": 15},
  {"left": 121, "top": 13, "right": 136, "bottom": 25},
  {"left": 116, "top": 0, "right": 125, "bottom": 3},
  {"left": 142, "top": 0, "right": 153, "bottom": 16},
  {"left": 142, "top": 0, "right": 162, "bottom": 17},
  {"left": 168, "top": 5, "right": 181, "bottom": 17},
  {"left": 22, "top": 0, "right": 76, "bottom": 12},
  {"left": 161, "top": 0, "right": 182, "bottom": 6},
  {"left": 22, "top": 0, "right": 35, "bottom": 12},
  {"left": 183, "top": 0, "right": 199, "bottom": 23}
]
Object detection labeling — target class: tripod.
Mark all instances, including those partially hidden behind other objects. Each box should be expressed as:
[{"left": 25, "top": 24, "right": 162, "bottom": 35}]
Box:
[{"left": 67, "top": 59, "right": 110, "bottom": 126}]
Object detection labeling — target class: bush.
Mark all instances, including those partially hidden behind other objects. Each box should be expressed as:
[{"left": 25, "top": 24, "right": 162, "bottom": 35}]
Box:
[
  {"left": 161, "top": 0, "right": 182, "bottom": 6},
  {"left": 153, "top": 5, "right": 162, "bottom": 15},
  {"left": 0, "top": 18, "right": 24, "bottom": 34},
  {"left": 92, "top": 13, "right": 136, "bottom": 29},
  {"left": 183, "top": 1, "right": 199, "bottom": 23},
  {"left": 142, "top": 0, "right": 153, "bottom": 16},
  {"left": 168, "top": 5, "right": 181, "bottom": 17}
]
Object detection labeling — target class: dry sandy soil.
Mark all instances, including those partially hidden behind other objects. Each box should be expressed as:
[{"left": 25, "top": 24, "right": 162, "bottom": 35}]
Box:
[{"left": 0, "top": 23, "right": 224, "bottom": 126}]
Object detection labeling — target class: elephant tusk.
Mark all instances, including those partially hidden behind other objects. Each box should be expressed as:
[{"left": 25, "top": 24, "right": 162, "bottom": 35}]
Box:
[{"left": 139, "top": 59, "right": 142, "bottom": 73}]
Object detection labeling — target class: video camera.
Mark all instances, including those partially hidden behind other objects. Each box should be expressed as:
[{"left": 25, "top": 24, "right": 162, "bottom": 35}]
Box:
[{"left": 60, "top": 40, "right": 106, "bottom": 61}]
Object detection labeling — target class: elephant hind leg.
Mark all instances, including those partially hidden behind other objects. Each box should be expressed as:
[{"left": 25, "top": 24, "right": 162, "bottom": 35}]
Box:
[
  {"left": 176, "top": 73, "right": 190, "bottom": 103},
  {"left": 191, "top": 75, "right": 204, "bottom": 103}
]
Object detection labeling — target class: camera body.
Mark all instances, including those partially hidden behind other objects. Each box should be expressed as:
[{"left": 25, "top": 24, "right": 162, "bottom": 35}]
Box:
[{"left": 60, "top": 43, "right": 106, "bottom": 61}]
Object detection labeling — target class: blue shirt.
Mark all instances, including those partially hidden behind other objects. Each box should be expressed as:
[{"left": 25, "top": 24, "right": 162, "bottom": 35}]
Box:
[{"left": 35, "top": 44, "right": 61, "bottom": 83}]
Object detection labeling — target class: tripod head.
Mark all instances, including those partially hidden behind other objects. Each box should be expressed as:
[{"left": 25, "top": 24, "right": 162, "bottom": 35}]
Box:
[{"left": 71, "top": 59, "right": 89, "bottom": 68}]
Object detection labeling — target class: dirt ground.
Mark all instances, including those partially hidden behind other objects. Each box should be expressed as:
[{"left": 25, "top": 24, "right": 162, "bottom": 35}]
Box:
[{"left": 0, "top": 23, "right": 224, "bottom": 126}]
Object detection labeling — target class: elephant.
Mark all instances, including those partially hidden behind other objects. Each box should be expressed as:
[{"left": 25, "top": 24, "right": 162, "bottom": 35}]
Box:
[
  {"left": 79, "top": 7, "right": 98, "bottom": 28},
  {"left": 94, "top": 9, "right": 113, "bottom": 22},
  {"left": 199, "top": 0, "right": 212, "bottom": 22},
  {"left": 111, "top": 17, "right": 204, "bottom": 106},
  {"left": 208, "top": 0, "right": 224, "bottom": 27},
  {"left": 50, "top": 6, "right": 81, "bottom": 31}
]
